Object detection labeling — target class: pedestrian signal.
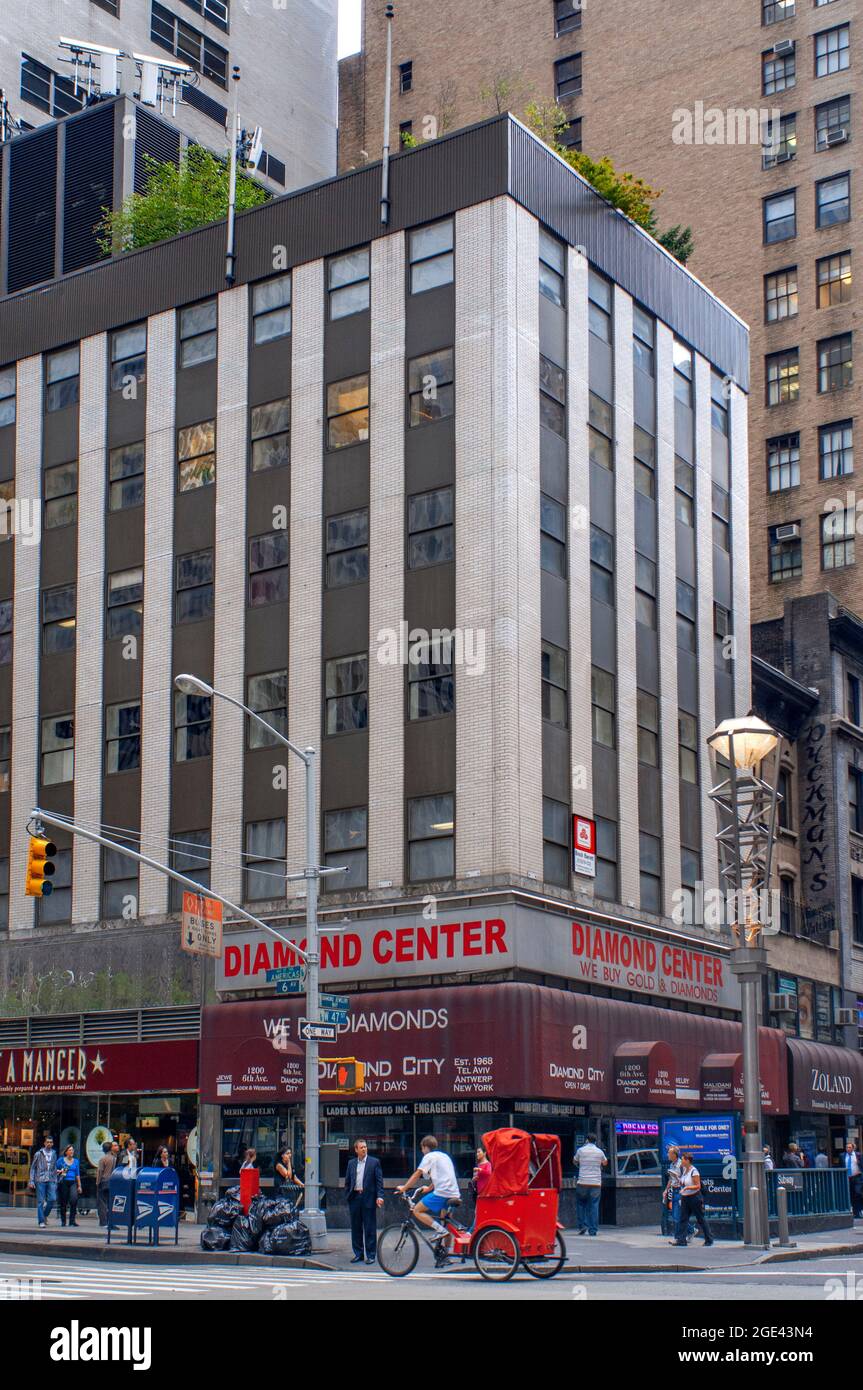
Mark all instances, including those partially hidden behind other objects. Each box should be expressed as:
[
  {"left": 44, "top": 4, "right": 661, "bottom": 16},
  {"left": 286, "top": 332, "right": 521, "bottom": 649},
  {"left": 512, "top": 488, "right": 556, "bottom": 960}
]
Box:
[
  {"left": 320, "top": 1059, "right": 365, "bottom": 1095},
  {"left": 25, "top": 836, "right": 57, "bottom": 897}
]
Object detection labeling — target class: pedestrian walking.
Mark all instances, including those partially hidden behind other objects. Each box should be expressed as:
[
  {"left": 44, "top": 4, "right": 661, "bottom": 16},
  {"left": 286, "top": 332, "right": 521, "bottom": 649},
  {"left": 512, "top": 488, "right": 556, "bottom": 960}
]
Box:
[
  {"left": 782, "top": 1142, "right": 803, "bottom": 1169},
  {"left": 274, "top": 1146, "right": 304, "bottom": 1208},
  {"left": 762, "top": 1146, "right": 774, "bottom": 1172},
  {"left": 573, "top": 1132, "right": 607, "bottom": 1237},
  {"left": 345, "top": 1138, "right": 384, "bottom": 1264},
  {"left": 56, "top": 1145, "right": 82, "bottom": 1227},
  {"left": 661, "top": 1145, "right": 683, "bottom": 1237},
  {"left": 846, "top": 1141, "right": 863, "bottom": 1219},
  {"left": 154, "top": 1146, "right": 172, "bottom": 1167},
  {"left": 28, "top": 1134, "right": 58, "bottom": 1228},
  {"left": 116, "top": 1138, "right": 139, "bottom": 1178},
  {"left": 671, "top": 1152, "right": 714, "bottom": 1247},
  {"left": 96, "top": 1140, "right": 116, "bottom": 1226}
]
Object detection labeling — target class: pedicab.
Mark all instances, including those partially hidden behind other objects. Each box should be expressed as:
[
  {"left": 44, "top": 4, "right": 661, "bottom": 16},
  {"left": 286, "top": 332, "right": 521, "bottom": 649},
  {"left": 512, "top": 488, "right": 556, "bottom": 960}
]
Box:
[{"left": 377, "top": 1127, "right": 566, "bottom": 1281}]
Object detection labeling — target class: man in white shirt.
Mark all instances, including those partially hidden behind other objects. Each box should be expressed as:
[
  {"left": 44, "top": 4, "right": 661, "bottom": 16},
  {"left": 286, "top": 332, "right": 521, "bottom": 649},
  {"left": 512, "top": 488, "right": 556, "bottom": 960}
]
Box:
[
  {"left": 397, "top": 1135, "right": 460, "bottom": 1264},
  {"left": 846, "top": 1141, "right": 863, "bottom": 1218},
  {"left": 574, "top": 1134, "right": 607, "bottom": 1237}
]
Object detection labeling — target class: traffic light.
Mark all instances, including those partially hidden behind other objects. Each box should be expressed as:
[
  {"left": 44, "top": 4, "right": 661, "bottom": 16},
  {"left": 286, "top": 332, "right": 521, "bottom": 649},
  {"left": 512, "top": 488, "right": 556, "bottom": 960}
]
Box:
[
  {"left": 320, "top": 1058, "right": 365, "bottom": 1095},
  {"left": 25, "top": 836, "right": 57, "bottom": 897}
]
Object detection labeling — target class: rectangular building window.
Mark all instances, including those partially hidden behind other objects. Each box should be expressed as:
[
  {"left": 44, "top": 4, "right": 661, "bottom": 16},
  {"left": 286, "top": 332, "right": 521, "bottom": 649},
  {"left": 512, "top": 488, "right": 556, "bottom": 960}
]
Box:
[
  {"left": 680, "top": 848, "right": 701, "bottom": 922},
  {"left": 244, "top": 819, "right": 286, "bottom": 900},
  {"left": 769, "top": 523, "right": 803, "bottom": 580},
  {"left": 635, "top": 552, "right": 657, "bottom": 629},
  {"left": 541, "top": 494, "right": 567, "bottom": 577},
  {"left": 540, "top": 355, "right": 566, "bottom": 437},
  {"left": 712, "top": 482, "right": 731, "bottom": 552},
  {"left": 543, "top": 797, "right": 570, "bottom": 887},
  {"left": 821, "top": 508, "right": 855, "bottom": 569},
  {"left": 408, "top": 644, "right": 454, "bottom": 720},
  {"left": 673, "top": 339, "right": 693, "bottom": 406},
  {"left": 778, "top": 765, "right": 793, "bottom": 830},
  {"left": 174, "top": 691, "right": 212, "bottom": 762},
  {"left": 766, "top": 347, "right": 799, "bottom": 404},
  {"left": 178, "top": 420, "right": 215, "bottom": 492},
  {"left": 679, "top": 710, "right": 698, "bottom": 783},
  {"left": 408, "top": 487, "right": 453, "bottom": 568},
  {"left": 250, "top": 397, "right": 290, "bottom": 472},
  {"left": 763, "top": 111, "right": 797, "bottom": 167},
  {"left": 106, "top": 700, "right": 141, "bottom": 773},
  {"left": 591, "top": 666, "right": 615, "bottom": 747},
  {"left": 0, "top": 366, "right": 15, "bottom": 428},
  {"left": 815, "top": 94, "right": 851, "bottom": 149},
  {"left": 179, "top": 300, "right": 217, "bottom": 367},
  {"left": 249, "top": 531, "right": 290, "bottom": 606},
  {"left": 247, "top": 670, "right": 288, "bottom": 747},
  {"left": 635, "top": 427, "right": 656, "bottom": 498},
  {"left": 327, "top": 374, "right": 369, "bottom": 449},
  {"left": 539, "top": 229, "right": 566, "bottom": 307},
  {"left": 767, "top": 432, "right": 800, "bottom": 491},
  {"left": 554, "top": 0, "right": 582, "bottom": 36},
  {"left": 0, "top": 858, "right": 6, "bottom": 929},
  {"left": 819, "top": 420, "right": 853, "bottom": 478},
  {"left": 38, "top": 848, "right": 71, "bottom": 925},
  {"left": 109, "top": 442, "right": 145, "bottom": 510},
  {"left": 853, "top": 877, "right": 863, "bottom": 946},
  {"left": 676, "top": 579, "right": 696, "bottom": 652},
  {"left": 640, "top": 832, "right": 662, "bottom": 914},
  {"left": 849, "top": 768, "right": 863, "bottom": 834},
  {"left": 106, "top": 567, "right": 143, "bottom": 639},
  {"left": 109, "top": 326, "right": 147, "bottom": 397},
  {"left": 555, "top": 52, "right": 582, "bottom": 98},
  {"left": 21, "top": 54, "right": 84, "bottom": 117},
  {"left": 542, "top": 641, "right": 569, "bottom": 728},
  {"left": 43, "top": 462, "right": 77, "bottom": 530},
  {"left": 325, "top": 653, "right": 369, "bottom": 734},
  {"left": 175, "top": 549, "right": 214, "bottom": 624},
  {"left": 252, "top": 275, "right": 291, "bottom": 343},
  {"left": 41, "top": 714, "right": 74, "bottom": 785},
  {"left": 675, "top": 456, "right": 694, "bottom": 526},
  {"left": 408, "top": 348, "right": 454, "bottom": 426},
  {"left": 0, "top": 725, "right": 9, "bottom": 793},
  {"left": 847, "top": 672, "right": 862, "bottom": 726},
  {"left": 594, "top": 817, "right": 618, "bottom": 902},
  {"left": 169, "top": 830, "right": 211, "bottom": 911},
  {"left": 633, "top": 305, "right": 655, "bottom": 376},
  {"left": 817, "top": 251, "right": 852, "bottom": 308},
  {"left": 762, "top": 46, "right": 795, "bottom": 94},
  {"left": 763, "top": 0, "right": 795, "bottom": 22},
  {"left": 590, "top": 524, "right": 614, "bottom": 605},
  {"left": 765, "top": 267, "right": 798, "bottom": 321},
  {"left": 0, "top": 601, "right": 11, "bottom": 665},
  {"left": 561, "top": 117, "right": 582, "bottom": 150},
  {"left": 815, "top": 24, "right": 850, "bottom": 77},
  {"left": 714, "top": 603, "right": 731, "bottom": 667},
  {"left": 102, "top": 843, "right": 138, "bottom": 920},
  {"left": 46, "top": 346, "right": 80, "bottom": 412},
  {"left": 323, "top": 807, "right": 368, "bottom": 890},
  {"left": 398, "top": 60, "right": 413, "bottom": 93},
  {"left": 818, "top": 333, "right": 853, "bottom": 392},
  {"left": 637, "top": 690, "right": 659, "bottom": 766},
  {"left": 42, "top": 584, "right": 76, "bottom": 654},
  {"left": 151, "top": 1, "right": 228, "bottom": 86},
  {"left": 409, "top": 219, "right": 454, "bottom": 294},
  {"left": 588, "top": 270, "right": 612, "bottom": 342},
  {"left": 326, "top": 509, "right": 369, "bottom": 587},
  {"left": 588, "top": 393, "right": 613, "bottom": 472},
  {"left": 816, "top": 172, "right": 850, "bottom": 227},
  {"left": 764, "top": 189, "right": 796, "bottom": 242},
  {"left": 328, "top": 249, "right": 370, "bottom": 319},
  {"left": 407, "top": 793, "right": 454, "bottom": 881}
]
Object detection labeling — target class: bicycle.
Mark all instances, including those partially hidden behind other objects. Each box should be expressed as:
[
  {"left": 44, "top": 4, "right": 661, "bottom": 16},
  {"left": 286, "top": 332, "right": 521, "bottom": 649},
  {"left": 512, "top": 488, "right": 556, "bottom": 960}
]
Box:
[{"left": 376, "top": 1188, "right": 521, "bottom": 1281}]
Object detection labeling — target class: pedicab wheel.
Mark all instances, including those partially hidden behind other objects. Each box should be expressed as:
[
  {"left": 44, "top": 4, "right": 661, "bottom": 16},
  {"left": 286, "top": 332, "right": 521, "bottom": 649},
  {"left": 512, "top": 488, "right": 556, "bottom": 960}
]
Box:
[
  {"left": 521, "top": 1232, "right": 567, "bottom": 1278},
  {"left": 473, "top": 1226, "right": 520, "bottom": 1281},
  {"left": 377, "top": 1224, "right": 420, "bottom": 1277}
]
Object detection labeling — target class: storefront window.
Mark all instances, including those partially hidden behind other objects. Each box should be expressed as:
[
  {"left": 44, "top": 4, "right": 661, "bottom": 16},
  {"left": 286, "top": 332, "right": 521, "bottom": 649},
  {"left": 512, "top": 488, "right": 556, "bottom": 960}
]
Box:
[
  {"left": 221, "top": 1106, "right": 283, "bottom": 1179},
  {"left": 614, "top": 1119, "right": 660, "bottom": 1177}
]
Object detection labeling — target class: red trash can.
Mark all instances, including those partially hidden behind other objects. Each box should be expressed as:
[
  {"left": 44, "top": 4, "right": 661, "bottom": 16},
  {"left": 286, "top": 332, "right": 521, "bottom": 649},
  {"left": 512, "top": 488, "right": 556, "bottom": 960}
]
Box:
[{"left": 239, "top": 1168, "right": 260, "bottom": 1213}]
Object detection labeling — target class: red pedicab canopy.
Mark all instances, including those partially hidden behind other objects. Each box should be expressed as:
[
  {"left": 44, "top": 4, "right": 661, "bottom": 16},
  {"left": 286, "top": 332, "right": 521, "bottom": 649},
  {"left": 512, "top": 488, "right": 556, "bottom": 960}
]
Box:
[{"left": 481, "top": 1128, "right": 563, "bottom": 1196}]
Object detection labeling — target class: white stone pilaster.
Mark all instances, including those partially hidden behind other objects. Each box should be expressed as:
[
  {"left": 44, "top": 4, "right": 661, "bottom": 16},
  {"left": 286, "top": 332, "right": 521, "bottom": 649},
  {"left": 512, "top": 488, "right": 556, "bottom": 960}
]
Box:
[
  {"left": 613, "top": 288, "right": 639, "bottom": 908},
  {"left": 567, "top": 249, "right": 593, "bottom": 833},
  {"left": 730, "top": 381, "right": 751, "bottom": 717},
  {"left": 695, "top": 353, "right": 720, "bottom": 897},
  {"left": 655, "top": 324, "right": 682, "bottom": 916}
]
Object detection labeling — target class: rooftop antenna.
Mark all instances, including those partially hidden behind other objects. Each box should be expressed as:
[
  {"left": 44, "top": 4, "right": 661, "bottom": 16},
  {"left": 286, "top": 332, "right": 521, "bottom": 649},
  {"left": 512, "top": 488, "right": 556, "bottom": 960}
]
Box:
[
  {"left": 59, "top": 37, "right": 122, "bottom": 99},
  {"left": 380, "top": 3, "right": 394, "bottom": 225},
  {"left": 0, "top": 90, "right": 24, "bottom": 144},
  {"left": 225, "top": 65, "right": 242, "bottom": 286},
  {"left": 131, "top": 52, "right": 191, "bottom": 114}
]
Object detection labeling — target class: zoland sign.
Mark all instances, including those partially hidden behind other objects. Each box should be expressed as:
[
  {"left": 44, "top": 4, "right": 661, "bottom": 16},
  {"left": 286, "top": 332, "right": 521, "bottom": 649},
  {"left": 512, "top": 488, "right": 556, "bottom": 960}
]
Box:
[
  {"left": 788, "top": 1039, "right": 863, "bottom": 1115},
  {"left": 216, "top": 905, "right": 738, "bottom": 1009},
  {"left": 0, "top": 1040, "right": 199, "bottom": 1096},
  {"left": 200, "top": 982, "right": 787, "bottom": 1112}
]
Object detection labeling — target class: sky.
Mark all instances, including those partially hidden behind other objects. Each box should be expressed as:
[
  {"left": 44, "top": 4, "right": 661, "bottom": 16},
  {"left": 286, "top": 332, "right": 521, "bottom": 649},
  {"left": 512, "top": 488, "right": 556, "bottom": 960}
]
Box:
[{"left": 338, "top": 0, "right": 362, "bottom": 57}]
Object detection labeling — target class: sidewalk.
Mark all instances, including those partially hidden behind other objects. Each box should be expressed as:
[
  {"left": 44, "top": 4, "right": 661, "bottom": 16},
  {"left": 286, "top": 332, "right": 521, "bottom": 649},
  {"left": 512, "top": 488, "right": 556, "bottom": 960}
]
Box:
[{"left": 0, "top": 1206, "right": 861, "bottom": 1272}]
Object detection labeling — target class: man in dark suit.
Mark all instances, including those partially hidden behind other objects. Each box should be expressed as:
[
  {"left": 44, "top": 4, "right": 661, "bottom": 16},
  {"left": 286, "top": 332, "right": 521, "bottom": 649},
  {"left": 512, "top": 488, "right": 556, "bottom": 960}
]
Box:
[{"left": 345, "top": 1138, "right": 385, "bottom": 1264}]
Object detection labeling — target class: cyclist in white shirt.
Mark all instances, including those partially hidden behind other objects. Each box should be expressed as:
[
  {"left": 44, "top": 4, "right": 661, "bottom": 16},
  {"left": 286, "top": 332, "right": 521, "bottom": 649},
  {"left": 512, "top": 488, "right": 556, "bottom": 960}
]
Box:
[{"left": 396, "top": 1135, "right": 461, "bottom": 1249}]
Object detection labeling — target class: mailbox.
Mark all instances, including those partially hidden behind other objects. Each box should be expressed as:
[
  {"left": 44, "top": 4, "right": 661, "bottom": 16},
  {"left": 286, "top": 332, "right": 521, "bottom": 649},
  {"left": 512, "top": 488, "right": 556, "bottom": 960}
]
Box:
[
  {"left": 134, "top": 1166, "right": 181, "bottom": 1246},
  {"left": 106, "top": 1168, "right": 136, "bottom": 1245}
]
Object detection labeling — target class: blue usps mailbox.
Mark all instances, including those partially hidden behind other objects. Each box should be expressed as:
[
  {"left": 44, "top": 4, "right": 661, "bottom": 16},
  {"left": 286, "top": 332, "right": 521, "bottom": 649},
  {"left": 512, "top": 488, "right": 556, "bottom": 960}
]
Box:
[
  {"left": 106, "top": 1169, "right": 136, "bottom": 1245},
  {"left": 134, "top": 1167, "right": 181, "bottom": 1246}
]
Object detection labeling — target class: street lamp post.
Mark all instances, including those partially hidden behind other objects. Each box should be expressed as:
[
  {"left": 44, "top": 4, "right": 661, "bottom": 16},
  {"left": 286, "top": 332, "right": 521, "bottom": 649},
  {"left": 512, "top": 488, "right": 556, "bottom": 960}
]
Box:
[
  {"left": 708, "top": 715, "right": 782, "bottom": 1251},
  {"left": 175, "top": 674, "right": 341, "bottom": 1251}
]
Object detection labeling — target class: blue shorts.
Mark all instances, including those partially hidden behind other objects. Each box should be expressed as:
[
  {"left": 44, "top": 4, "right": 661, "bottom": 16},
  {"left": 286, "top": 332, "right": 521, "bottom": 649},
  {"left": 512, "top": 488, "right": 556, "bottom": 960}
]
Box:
[{"left": 419, "top": 1192, "right": 451, "bottom": 1217}]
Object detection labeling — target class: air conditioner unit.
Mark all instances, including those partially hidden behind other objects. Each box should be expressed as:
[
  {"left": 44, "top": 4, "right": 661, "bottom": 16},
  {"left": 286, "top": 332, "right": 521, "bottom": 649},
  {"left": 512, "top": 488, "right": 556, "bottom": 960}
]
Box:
[
  {"left": 773, "top": 38, "right": 795, "bottom": 55},
  {"left": 774, "top": 150, "right": 793, "bottom": 162},
  {"left": 775, "top": 523, "right": 801, "bottom": 542},
  {"left": 825, "top": 126, "right": 848, "bottom": 146},
  {"left": 835, "top": 1007, "right": 856, "bottom": 1026},
  {"left": 770, "top": 992, "right": 798, "bottom": 1014}
]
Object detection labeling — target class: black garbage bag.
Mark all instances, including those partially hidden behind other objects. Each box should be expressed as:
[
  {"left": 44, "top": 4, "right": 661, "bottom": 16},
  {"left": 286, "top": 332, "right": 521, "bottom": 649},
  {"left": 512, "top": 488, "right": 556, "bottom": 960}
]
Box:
[
  {"left": 201, "top": 1227, "right": 232, "bottom": 1252},
  {"left": 269, "top": 1222, "right": 311, "bottom": 1257},
  {"left": 226, "top": 1185, "right": 241, "bottom": 1202},
  {"left": 208, "top": 1197, "right": 243, "bottom": 1229},
  {"left": 258, "top": 1229, "right": 275, "bottom": 1255},
  {"left": 229, "top": 1215, "right": 259, "bottom": 1252},
  {"left": 261, "top": 1198, "right": 296, "bottom": 1230},
  {"left": 247, "top": 1194, "right": 267, "bottom": 1239}
]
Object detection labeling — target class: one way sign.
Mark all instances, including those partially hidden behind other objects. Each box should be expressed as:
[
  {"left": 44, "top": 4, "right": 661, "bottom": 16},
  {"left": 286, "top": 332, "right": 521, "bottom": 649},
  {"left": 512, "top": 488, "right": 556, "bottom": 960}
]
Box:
[{"left": 298, "top": 1018, "right": 337, "bottom": 1043}]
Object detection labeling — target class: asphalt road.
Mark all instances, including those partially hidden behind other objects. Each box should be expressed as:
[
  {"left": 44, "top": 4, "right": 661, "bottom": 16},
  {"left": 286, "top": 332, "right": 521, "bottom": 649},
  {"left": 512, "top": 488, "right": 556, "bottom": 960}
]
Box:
[{"left": 1, "top": 1251, "right": 863, "bottom": 1301}]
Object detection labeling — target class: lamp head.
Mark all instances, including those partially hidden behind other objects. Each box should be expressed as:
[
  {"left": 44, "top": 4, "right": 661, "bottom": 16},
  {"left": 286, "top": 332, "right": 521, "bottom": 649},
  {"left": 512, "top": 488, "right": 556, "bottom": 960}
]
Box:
[
  {"left": 708, "top": 715, "right": 779, "bottom": 770},
  {"left": 174, "top": 673, "right": 213, "bottom": 697}
]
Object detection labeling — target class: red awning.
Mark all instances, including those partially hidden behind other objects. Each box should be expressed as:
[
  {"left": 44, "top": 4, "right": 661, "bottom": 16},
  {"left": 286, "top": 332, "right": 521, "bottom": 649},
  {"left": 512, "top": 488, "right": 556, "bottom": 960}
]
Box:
[
  {"left": 613, "top": 1039, "right": 677, "bottom": 1104},
  {"left": 787, "top": 1038, "right": 863, "bottom": 1115},
  {"left": 701, "top": 1052, "right": 742, "bottom": 1107}
]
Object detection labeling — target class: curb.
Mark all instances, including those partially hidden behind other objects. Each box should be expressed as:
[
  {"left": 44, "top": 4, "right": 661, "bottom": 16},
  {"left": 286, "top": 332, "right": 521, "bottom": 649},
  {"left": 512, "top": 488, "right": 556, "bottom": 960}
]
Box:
[
  {"left": 758, "top": 1241, "right": 863, "bottom": 1265},
  {"left": 0, "top": 1237, "right": 335, "bottom": 1271}
]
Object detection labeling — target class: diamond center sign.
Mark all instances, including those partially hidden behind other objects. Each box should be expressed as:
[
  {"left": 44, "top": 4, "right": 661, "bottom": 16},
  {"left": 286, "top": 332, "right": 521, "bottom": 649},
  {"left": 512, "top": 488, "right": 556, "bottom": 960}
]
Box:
[{"left": 181, "top": 892, "right": 223, "bottom": 958}]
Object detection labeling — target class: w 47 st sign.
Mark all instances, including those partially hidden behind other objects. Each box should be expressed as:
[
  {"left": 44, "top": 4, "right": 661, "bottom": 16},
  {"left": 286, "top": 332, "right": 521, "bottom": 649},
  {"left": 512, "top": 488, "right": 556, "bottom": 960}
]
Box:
[{"left": 181, "top": 892, "right": 223, "bottom": 957}]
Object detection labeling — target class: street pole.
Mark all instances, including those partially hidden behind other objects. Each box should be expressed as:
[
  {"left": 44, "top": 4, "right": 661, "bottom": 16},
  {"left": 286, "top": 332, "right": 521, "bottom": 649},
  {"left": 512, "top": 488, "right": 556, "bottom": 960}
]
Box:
[{"left": 225, "top": 65, "right": 241, "bottom": 286}]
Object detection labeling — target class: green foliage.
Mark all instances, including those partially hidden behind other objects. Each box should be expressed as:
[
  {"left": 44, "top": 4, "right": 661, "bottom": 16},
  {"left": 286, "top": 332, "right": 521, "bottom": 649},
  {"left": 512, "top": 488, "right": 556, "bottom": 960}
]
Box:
[
  {"left": 521, "top": 100, "right": 694, "bottom": 264},
  {"left": 96, "top": 144, "right": 269, "bottom": 256}
]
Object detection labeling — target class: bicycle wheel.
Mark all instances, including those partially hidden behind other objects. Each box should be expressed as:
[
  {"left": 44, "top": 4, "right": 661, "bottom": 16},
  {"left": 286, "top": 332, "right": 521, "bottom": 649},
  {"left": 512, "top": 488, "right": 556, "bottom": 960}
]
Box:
[
  {"left": 473, "top": 1226, "right": 520, "bottom": 1281},
  {"left": 377, "top": 1222, "right": 420, "bottom": 1277},
  {"left": 522, "top": 1232, "right": 567, "bottom": 1278}
]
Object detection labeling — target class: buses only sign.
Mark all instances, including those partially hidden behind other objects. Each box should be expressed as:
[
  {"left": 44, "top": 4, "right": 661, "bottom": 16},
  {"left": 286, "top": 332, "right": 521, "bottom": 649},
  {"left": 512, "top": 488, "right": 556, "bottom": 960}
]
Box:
[{"left": 181, "top": 892, "right": 223, "bottom": 957}]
